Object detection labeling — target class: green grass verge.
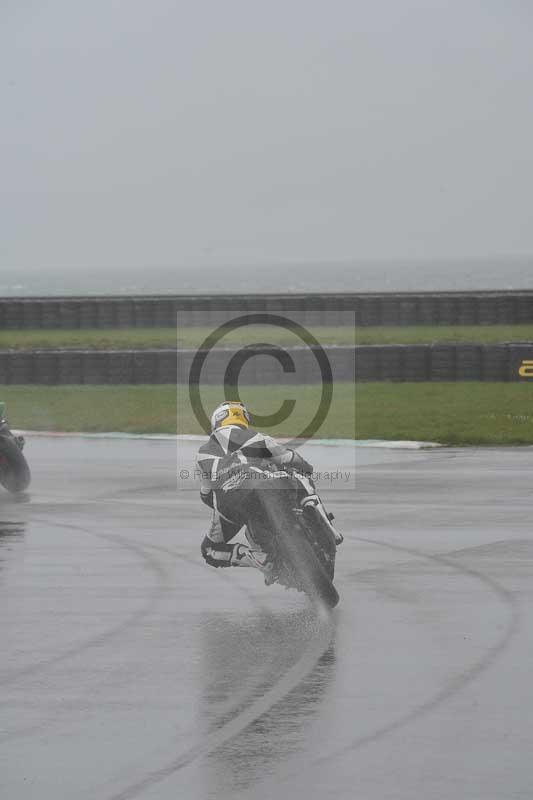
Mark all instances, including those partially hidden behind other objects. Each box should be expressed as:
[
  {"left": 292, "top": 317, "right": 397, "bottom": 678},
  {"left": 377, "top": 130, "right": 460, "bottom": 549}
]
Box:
[
  {"left": 2, "top": 383, "right": 533, "bottom": 444},
  {"left": 0, "top": 385, "right": 355, "bottom": 439},
  {"left": 0, "top": 326, "right": 354, "bottom": 350},
  {"left": 2, "top": 323, "right": 533, "bottom": 350},
  {"left": 355, "top": 324, "right": 533, "bottom": 345},
  {"left": 354, "top": 383, "right": 533, "bottom": 445}
]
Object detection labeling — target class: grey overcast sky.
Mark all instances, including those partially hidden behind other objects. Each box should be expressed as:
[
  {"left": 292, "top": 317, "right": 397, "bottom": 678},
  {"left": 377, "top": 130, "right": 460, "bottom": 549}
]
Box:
[{"left": 1, "top": 0, "right": 533, "bottom": 272}]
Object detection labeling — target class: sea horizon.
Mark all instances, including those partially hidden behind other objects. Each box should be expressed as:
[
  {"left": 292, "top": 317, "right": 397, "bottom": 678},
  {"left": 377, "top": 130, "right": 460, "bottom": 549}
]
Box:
[{"left": 1, "top": 256, "right": 533, "bottom": 296}]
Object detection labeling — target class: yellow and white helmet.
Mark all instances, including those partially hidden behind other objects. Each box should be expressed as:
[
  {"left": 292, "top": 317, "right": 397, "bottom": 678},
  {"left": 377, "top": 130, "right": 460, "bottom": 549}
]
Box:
[{"left": 210, "top": 401, "right": 251, "bottom": 432}]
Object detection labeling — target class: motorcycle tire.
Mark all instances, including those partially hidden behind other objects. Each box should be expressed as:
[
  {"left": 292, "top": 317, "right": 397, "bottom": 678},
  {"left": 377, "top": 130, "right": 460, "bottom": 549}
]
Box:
[
  {"left": 264, "top": 495, "right": 339, "bottom": 608},
  {"left": 284, "top": 520, "right": 339, "bottom": 608},
  {"left": 0, "top": 435, "right": 31, "bottom": 493}
]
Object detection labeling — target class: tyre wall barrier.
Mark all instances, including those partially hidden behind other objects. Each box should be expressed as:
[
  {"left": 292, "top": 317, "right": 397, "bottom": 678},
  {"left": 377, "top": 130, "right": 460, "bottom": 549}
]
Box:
[
  {"left": 0, "top": 344, "right": 532, "bottom": 384},
  {"left": 0, "top": 347, "right": 355, "bottom": 385},
  {"left": 1, "top": 292, "right": 533, "bottom": 329},
  {"left": 354, "top": 344, "right": 533, "bottom": 381},
  {"left": 0, "top": 295, "right": 355, "bottom": 329}
]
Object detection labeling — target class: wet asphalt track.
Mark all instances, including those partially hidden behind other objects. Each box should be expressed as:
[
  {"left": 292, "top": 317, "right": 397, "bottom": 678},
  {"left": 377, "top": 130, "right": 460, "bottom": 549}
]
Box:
[{"left": 1, "top": 437, "right": 533, "bottom": 799}]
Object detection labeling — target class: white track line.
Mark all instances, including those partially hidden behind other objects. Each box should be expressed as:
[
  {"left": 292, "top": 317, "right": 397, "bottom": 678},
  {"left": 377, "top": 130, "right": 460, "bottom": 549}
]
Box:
[{"left": 17, "top": 430, "right": 440, "bottom": 449}]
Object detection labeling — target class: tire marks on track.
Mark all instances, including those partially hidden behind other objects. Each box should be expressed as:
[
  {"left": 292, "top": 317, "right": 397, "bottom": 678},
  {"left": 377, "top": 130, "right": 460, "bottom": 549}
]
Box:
[
  {"left": 253, "top": 535, "right": 520, "bottom": 796},
  {"left": 0, "top": 518, "right": 171, "bottom": 688},
  {"left": 2, "top": 490, "right": 336, "bottom": 800},
  {"left": 0, "top": 505, "right": 275, "bottom": 736},
  {"left": 106, "top": 604, "right": 334, "bottom": 800},
  {"left": 325, "top": 536, "right": 519, "bottom": 755}
]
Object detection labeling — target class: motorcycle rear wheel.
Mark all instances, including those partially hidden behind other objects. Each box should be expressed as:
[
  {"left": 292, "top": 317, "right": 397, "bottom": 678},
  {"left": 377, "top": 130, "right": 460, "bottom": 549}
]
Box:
[
  {"left": 283, "top": 521, "right": 340, "bottom": 608},
  {"left": 260, "top": 494, "right": 339, "bottom": 608},
  {"left": 0, "top": 435, "right": 31, "bottom": 493}
]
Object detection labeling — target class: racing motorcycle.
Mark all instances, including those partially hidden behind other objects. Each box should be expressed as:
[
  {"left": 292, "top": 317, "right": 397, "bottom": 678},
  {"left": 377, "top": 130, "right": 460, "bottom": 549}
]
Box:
[
  {"left": 221, "top": 461, "right": 339, "bottom": 608},
  {"left": 0, "top": 402, "right": 31, "bottom": 493}
]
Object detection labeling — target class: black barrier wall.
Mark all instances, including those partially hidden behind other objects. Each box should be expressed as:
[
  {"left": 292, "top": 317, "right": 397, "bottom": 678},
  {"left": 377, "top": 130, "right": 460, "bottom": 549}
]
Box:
[
  {"left": 0, "top": 295, "right": 354, "bottom": 329},
  {"left": 1, "top": 344, "right": 533, "bottom": 384},
  {"left": 0, "top": 347, "right": 354, "bottom": 385},
  {"left": 2, "top": 292, "right": 533, "bottom": 329}
]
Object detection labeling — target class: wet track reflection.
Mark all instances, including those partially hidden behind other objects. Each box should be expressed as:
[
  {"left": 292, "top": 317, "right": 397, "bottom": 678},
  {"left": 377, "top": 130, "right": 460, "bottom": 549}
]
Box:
[
  {"left": 0, "top": 517, "right": 26, "bottom": 573},
  {"left": 202, "top": 639, "right": 337, "bottom": 798}
]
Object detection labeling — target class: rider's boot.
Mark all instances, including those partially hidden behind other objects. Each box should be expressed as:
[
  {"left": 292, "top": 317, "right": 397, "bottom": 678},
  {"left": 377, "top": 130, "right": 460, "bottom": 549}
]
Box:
[
  {"left": 230, "top": 544, "right": 276, "bottom": 583},
  {"left": 301, "top": 495, "right": 344, "bottom": 545}
]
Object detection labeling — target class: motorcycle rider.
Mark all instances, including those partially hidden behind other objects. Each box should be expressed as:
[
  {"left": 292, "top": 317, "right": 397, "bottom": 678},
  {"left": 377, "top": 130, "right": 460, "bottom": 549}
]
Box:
[{"left": 197, "top": 400, "right": 343, "bottom": 580}]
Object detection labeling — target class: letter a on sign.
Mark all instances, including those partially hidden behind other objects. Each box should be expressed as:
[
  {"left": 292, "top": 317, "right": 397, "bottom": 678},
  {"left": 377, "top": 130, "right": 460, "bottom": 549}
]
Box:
[{"left": 518, "top": 360, "right": 533, "bottom": 377}]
